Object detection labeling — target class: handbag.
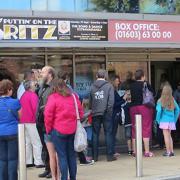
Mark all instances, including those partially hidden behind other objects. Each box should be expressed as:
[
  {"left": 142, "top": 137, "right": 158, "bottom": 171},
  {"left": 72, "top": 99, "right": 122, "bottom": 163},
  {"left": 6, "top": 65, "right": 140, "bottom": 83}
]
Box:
[
  {"left": 72, "top": 94, "right": 87, "bottom": 152},
  {"left": 142, "top": 82, "right": 155, "bottom": 107}
]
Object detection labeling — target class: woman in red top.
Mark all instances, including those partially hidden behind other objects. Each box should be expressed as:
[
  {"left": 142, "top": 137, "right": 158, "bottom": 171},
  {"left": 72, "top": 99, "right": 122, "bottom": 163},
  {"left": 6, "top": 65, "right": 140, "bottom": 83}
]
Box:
[{"left": 44, "top": 78, "right": 83, "bottom": 180}]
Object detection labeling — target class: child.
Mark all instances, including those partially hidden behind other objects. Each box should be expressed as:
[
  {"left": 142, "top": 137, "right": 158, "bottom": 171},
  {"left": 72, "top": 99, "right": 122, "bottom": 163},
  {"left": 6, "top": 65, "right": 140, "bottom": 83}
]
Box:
[
  {"left": 81, "top": 98, "right": 94, "bottom": 162},
  {"left": 156, "top": 84, "right": 180, "bottom": 157}
]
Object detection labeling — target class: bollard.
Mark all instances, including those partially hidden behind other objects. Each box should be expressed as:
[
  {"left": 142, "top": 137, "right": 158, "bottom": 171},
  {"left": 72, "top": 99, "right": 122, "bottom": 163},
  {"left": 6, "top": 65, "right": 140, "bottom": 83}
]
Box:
[
  {"left": 135, "top": 114, "right": 143, "bottom": 177},
  {"left": 18, "top": 124, "right": 27, "bottom": 180}
]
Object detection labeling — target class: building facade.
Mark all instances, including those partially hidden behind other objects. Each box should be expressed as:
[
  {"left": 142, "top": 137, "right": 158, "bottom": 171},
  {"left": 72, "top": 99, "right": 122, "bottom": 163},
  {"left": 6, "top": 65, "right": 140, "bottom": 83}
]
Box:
[{"left": 0, "top": 0, "right": 180, "bottom": 147}]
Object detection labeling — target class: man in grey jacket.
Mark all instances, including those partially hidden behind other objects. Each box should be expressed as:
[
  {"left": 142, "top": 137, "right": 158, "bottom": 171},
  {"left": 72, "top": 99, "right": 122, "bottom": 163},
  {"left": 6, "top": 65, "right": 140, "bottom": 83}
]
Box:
[{"left": 90, "top": 69, "right": 115, "bottom": 162}]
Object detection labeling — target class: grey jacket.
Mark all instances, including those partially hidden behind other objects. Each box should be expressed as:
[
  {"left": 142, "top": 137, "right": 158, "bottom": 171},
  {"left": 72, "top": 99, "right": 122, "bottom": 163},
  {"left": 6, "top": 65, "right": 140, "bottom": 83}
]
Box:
[{"left": 90, "top": 79, "right": 114, "bottom": 117}]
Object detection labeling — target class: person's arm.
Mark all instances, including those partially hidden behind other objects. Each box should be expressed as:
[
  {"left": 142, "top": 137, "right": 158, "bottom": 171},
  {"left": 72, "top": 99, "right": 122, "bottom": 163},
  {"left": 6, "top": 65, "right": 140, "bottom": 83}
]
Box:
[
  {"left": 156, "top": 101, "right": 162, "bottom": 124},
  {"left": 107, "top": 85, "right": 114, "bottom": 112},
  {"left": 44, "top": 95, "right": 56, "bottom": 134},
  {"left": 174, "top": 100, "right": 180, "bottom": 122}
]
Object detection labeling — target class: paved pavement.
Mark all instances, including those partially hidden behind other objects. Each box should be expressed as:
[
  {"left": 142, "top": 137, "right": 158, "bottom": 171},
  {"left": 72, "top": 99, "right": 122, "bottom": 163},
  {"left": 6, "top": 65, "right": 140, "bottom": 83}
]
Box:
[{"left": 27, "top": 149, "right": 180, "bottom": 180}]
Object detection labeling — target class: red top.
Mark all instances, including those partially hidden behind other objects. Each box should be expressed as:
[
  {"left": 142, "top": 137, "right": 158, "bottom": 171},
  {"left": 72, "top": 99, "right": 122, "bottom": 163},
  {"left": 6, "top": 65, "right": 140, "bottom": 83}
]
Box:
[
  {"left": 44, "top": 93, "right": 84, "bottom": 134},
  {"left": 20, "top": 91, "right": 38, "bottom": 123}
]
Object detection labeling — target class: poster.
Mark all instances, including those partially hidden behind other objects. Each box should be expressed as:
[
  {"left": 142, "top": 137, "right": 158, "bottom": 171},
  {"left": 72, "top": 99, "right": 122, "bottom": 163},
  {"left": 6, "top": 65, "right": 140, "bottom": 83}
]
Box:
[
  {"left": 109, "top": 19, "right": 180, "bottom": 43},
  {"left": 0, "top": 17, "right": 108, "bottom": 41}
]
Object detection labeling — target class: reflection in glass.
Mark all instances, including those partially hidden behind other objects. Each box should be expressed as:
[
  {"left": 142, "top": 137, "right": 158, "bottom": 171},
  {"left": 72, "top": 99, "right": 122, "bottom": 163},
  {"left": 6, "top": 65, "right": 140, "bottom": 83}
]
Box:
[
  {"left": 75, "top": 55, "right": 105, "bottom": 100},
  {"left": 48, "top": 0, "right": 75, "bottom": 11},
  {"left": 0, "top": 55, "right": 45, "bottom": 82},
  {"left": 0, "top": 0, "right": 30, "bottom": 10},
  {"left": 48, "top": 55, "right": 73, "bottom": 87},
  {"left": 91, "top": 0, "right": 139, "bottom": 13},
  {"left": 31, "top": 0, "right": 47, "bottom": 10},
  {"left": 139, "top": 0, "right": 179, "bottom": 14}
]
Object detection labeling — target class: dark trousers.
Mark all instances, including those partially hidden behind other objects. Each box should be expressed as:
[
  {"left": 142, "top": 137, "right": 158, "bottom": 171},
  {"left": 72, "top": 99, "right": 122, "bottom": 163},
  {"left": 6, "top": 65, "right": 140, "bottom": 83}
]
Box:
[
  {"left": 51, "top": 130, "right": 77, "bottom": 180},
  {"left": 112, "top": 114, "right": 121, "bottom": 154},
  {"left": 36, "top": 124, "right": 50, "bottom": 172},
  {"left": 78, "top": 152, "right": 86, "bottom": 163},
  {"left": 92, "top": 114, "right": 113, "bottom": 161},
  {"left": 0, "top": 135, "right": 18, "bottom": 180}
]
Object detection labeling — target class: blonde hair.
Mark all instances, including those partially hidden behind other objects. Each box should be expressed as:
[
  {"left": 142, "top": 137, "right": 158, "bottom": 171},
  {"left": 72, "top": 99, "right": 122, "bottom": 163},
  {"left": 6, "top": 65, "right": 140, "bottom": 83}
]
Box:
[{"left": 160, "top": 84, "right": 174, "bottom": 110}]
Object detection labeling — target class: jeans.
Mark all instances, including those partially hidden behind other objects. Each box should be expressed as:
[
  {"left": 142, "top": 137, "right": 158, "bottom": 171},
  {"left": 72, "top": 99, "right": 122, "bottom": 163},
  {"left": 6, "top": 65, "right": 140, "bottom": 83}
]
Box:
[
  {"left": 92, "top": 113, "right": 113, "bottom": 160},
  {"left": 51, "top": 130, "right": 76, "bottom": 180},
  {"left": 0, "top": 135, "right": 18, "bottom": 180}
]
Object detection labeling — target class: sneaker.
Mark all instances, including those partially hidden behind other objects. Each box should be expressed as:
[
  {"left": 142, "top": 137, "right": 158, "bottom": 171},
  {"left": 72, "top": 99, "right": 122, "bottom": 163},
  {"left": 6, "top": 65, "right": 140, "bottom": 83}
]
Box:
[
  {"left": 128, "top": 151, "right": 133, "bottom": 156},
  {"left": 114, "top": 153, "right": 120, "bottom": 158},
  {"left": 170, "top": 152, "right": 175, "bottom": 157},
  {"left": 38, "top": 171, "right": 50, "bottom": 178},
  {"left": 144, "top": 152, "right": 154, "bottom": 157},
  {"left": 107, "top": 156, "right": 117, "bottom": 162},
  {"left": 46, "top": 172, "right": 52, "bottom": 178},
  {"left": 80, "top": 160, "right": 95, "bottom": 166},
  {"left": 132, "top": 152, "right": 136, "bottom": 157},
  {"left": 26, "top": 164, "right": 35, "bottom": 168},
  {"left": 163, "top": 152, "right": 171, "bottom": 157},
  {"left": 35, "top": 165, "right": 45, "bottom": 168}
]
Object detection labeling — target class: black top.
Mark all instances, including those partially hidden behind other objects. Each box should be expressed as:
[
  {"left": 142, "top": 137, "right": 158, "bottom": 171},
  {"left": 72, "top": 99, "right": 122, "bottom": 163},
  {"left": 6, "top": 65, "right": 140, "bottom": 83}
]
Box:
[{"left": 130, "top": 81, "right": 154, "bottom": 107}]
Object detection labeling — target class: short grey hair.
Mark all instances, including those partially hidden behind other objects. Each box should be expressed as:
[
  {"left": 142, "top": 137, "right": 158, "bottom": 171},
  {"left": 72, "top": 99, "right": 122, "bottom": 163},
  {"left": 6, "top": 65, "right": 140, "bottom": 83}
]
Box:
[
  {"left": 23, "top": 80, "right": 34, "bottom": 91},
  {"left": 96, "top": 69, "right": 108, "bottom": 79}
]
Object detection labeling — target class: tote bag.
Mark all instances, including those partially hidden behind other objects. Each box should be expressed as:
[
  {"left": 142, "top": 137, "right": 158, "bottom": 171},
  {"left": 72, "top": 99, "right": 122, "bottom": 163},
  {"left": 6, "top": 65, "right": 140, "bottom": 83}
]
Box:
[{"left": 72, "top": 94, "right": 87, "bottom": 152}]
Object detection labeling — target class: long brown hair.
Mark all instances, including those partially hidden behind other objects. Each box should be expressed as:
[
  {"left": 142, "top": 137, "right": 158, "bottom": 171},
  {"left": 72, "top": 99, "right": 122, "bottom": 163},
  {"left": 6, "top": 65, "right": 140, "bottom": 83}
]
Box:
[
  {"left": 160, "top": 84, "right": 174, "bottom": 110},
  {"left": 51, "top": 78, "right": 71, "bottom": 97}
]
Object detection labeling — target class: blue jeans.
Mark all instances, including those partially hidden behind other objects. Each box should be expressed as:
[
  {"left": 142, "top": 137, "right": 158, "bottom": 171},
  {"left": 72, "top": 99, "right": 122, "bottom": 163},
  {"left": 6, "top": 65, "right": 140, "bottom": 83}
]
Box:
[
  {"left": 92, "top": 113, "right": 113, "bottom": 161},
  {"left": 51, "top": 130, "right": 76, "bottom": 180},
  {"left": 0, "top": 135, "right": 18, "bottom": 180}
]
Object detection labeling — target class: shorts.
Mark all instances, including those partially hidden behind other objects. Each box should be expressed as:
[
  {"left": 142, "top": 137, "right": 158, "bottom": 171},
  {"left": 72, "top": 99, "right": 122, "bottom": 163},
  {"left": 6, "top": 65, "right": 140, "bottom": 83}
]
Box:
[
  {"left": 44, "top": 134, "right": 52, "bottom": 143},
  {"left": 159, "top": 122, "right": 176, "bottom": 130},
  {"left": 124, "top": 125, "right": 132, "bottom": 140}
]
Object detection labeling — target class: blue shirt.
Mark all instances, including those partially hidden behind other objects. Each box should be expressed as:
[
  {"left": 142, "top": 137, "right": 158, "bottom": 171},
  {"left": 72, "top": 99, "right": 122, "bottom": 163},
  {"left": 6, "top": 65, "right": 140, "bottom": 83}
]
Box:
[
  {"left": 0, "top": 97, "right": 21, "bottom": 136},
  {"left": 156, "top": 100, "right": 180, "bottom": 124}
]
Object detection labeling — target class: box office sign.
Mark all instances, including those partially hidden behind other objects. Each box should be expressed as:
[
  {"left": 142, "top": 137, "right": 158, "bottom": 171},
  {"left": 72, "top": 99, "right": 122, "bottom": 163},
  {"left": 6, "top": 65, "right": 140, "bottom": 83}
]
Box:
[
  {"left": 109, "top": 19, "right": 180, "bottom": 43},
  {"left": 0, "top": 17, "right": 108, "bottom": 41}
]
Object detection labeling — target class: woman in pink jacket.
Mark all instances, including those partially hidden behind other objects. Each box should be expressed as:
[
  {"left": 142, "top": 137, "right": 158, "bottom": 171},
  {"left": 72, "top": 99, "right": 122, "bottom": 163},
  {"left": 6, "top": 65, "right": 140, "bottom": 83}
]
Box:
[
  {"left": 20, "top": 80, "right": 43, "bottom": 167},
  {"left": 44, "top": 78, "right": 83, "bottom": 180}
]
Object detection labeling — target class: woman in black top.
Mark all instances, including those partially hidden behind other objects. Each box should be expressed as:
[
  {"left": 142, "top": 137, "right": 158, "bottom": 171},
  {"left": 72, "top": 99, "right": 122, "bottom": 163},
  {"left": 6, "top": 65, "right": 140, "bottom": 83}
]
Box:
[{"left": 130, "top": 69, "right": 154, "bottom": 157}]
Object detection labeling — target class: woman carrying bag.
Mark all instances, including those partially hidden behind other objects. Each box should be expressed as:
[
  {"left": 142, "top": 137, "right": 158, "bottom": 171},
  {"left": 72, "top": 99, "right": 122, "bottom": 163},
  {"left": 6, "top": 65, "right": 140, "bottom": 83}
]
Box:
[{"left": 44, "top": 78, "right": 84, "bottom": 180}]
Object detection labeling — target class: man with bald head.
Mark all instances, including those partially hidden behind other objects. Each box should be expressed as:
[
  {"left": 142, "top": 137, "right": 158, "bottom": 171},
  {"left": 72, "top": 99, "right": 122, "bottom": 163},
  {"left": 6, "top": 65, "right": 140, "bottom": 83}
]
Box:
[{"left": 36, "top": 66, "right": 56, "bottom": 178}]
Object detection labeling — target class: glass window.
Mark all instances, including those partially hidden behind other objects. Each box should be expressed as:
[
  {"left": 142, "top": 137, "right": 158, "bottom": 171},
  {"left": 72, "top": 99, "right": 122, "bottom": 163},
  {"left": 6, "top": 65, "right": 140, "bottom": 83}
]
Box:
[
  {"left": 107, "top": 61, "right": 148, "bottom": 82},
  {"left": 48, "top": 55, "right": 73, "bottom": 87},
  {"left": 0, "top": 0, "right": 30, "bottom": 10},
  {"left": 0, "top": 55, "right": 45, "bottom": 82},
  {"left": 75, "top": 0, "right": 95, "bottom": 12},
  {"left": 75, "top": 55, "right": 105, "bottom": 100},
  {"left": 48, "top": 0, "right": 75, "bottom": 11},
  {"left": 31, "top": 0, "right": 47, "bottom": 11}
]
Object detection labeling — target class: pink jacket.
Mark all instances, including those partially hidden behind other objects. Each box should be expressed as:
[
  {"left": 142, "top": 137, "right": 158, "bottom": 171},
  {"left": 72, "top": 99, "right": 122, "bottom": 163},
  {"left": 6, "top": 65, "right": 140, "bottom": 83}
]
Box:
[
  {"left": 20, "top": 91, "right": 38, "bottom": 123},
  {"left": 44, "top": 93, "right": 84, "bottom": 135}
]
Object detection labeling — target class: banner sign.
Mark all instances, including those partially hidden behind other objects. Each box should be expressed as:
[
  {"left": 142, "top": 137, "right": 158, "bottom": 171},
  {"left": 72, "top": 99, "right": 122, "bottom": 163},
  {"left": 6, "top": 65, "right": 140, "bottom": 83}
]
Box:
[
  {"left": 109, "top": 20, "right": 180, "bottom": 43},
  {"left": 0, "top": 17, "right": 108, "bottom": 41}
]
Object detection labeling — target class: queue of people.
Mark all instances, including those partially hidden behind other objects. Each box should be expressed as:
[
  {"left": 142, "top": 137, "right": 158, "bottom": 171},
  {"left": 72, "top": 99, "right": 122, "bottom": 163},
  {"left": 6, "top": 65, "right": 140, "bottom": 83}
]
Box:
[{"left": 0, "top": 67, "right": 179, "bottom": 180}]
